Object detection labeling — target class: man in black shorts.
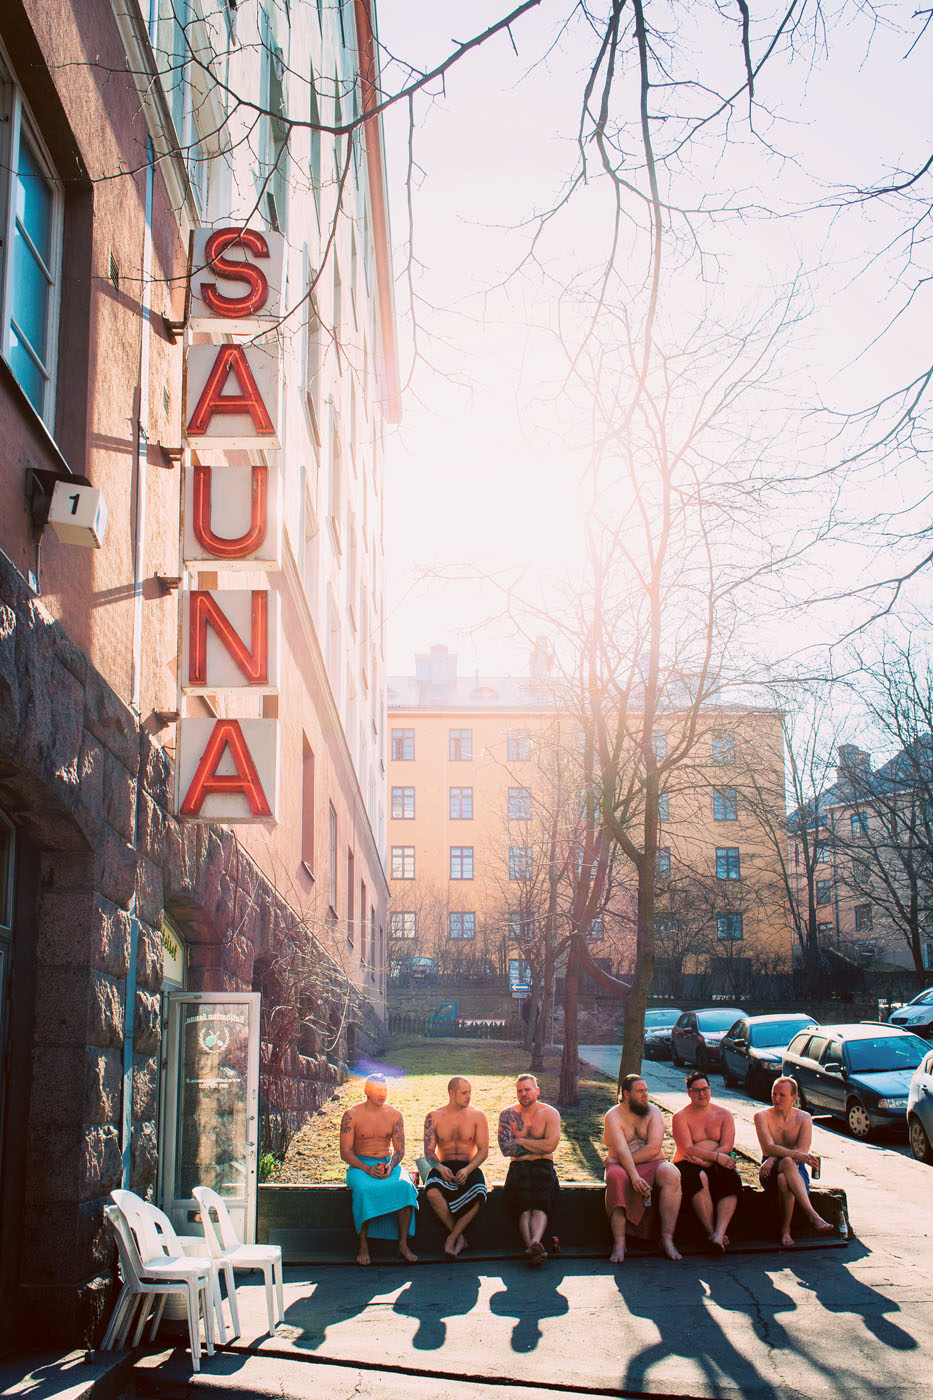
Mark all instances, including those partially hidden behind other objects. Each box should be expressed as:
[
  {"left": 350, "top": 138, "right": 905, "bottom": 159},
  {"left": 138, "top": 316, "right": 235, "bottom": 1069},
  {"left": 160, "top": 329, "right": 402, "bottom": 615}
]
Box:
[
  {"left": 671, "top": 1070, "right": 740, "bottom": 1252},
  {"left": 497, "top": 1074, "right": 562, "bottom": 1265},
  {"left": 422, "top": 1077, "right": 489, "bottom": 1258}
]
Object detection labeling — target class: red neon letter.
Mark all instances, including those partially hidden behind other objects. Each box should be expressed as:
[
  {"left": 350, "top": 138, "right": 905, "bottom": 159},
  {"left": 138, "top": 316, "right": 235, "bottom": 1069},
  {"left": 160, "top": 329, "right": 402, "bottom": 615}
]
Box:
[
  {"left": 188, "top": 590, "right": 269, "bottom": 686},
  {"left": 192, "top": 464, "right": 269, "bottom": 559},
  {"left": 180, "top": 719, "right": 272, "bottom": 817},
  {"left": 200, "top": 227, "right": 270, "bottom": 318},
  {"left": 187, "top": 345, "right": 276, "bottom": 438}
]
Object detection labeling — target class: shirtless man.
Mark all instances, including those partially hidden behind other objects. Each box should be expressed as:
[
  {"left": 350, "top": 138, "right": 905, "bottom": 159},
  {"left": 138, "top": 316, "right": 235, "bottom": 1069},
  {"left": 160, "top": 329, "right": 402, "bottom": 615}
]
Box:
[
  {"left": 603, "top": 1073, "right": 682, "bottom": 1263},
  {"left": 339, "top": 1073, "right": 418, "bottom": 1265},
  {"left": 497, "top": 1073, "right": 562, "bottom": 1265},
  {"left": 754, "top": 1076, "right": 833, "bottom": 1248},
  {"left": 422, "top": 1076, "right": 490, "bottom": 1258},
  {"left": 671, "top": 1070, "right": 741, "bottom": 1253}
]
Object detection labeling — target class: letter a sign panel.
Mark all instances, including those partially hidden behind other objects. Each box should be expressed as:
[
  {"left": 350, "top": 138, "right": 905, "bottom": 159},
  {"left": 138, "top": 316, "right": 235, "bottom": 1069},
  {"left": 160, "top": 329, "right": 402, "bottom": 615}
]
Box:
[{"left": 176, "top": 718, "right": 279, "bottom": 823}]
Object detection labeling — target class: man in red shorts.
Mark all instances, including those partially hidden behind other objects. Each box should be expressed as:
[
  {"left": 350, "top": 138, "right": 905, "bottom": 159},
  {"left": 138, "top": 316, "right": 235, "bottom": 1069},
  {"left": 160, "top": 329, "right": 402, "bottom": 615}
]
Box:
[{"left": 603, "top": 1073, "right": 682, "bottom": 1263}]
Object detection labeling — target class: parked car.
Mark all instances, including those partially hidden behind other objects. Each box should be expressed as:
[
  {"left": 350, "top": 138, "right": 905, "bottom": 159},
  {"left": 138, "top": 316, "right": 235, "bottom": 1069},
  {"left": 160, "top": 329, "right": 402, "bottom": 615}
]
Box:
[
  {"left": 670, "top": 1007, "right": 745, "bottom": 1069},
  {"left": 720, "top": 1013, "right": 819, "bottom": 1098},
  {"left": 888, "top": 987, "right": 933, "bottom": 1040},
  {"left": 642, "top": 1007, "right": 684, "bottom": 1060},
  {"left": 782, "top": 1023, "right": 929, "bottom": 1139},
  {"left": 907, "top": 1048, "right": 933, "bottom": 1163}
]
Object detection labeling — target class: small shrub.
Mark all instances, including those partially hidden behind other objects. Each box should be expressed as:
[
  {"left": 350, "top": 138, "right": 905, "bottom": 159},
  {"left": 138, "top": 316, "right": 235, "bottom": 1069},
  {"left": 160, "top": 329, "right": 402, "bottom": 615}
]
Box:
[{"left": 258, "top": 1151, "right": 280, "bottom": 1183}]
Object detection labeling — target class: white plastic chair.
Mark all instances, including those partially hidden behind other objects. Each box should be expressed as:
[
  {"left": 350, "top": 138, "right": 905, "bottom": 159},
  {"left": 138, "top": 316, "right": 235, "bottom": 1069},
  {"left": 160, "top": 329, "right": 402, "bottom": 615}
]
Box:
[
  {"left": 100, "top": 1204, "right": 214, "bottom": 1371},
  {"left": 112, "top": 1190, "right": 226, "bottom": 1348},
  {"left": 192, "top": 1186, "right": 284, "bottom": 1336}
]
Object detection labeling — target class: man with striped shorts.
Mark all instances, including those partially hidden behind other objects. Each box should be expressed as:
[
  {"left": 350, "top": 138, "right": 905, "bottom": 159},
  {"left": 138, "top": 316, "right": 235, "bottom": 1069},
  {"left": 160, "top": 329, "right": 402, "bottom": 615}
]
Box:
[{"left": 422, "top": 1077, "right": 490, "bottom": 1258}]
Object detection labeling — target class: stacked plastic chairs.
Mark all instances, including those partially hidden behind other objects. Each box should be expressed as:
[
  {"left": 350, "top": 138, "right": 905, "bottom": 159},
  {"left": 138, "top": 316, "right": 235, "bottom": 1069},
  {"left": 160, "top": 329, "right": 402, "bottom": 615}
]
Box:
[{"left": 100, "top": 1201, "right": 216, "bottom": 1371}]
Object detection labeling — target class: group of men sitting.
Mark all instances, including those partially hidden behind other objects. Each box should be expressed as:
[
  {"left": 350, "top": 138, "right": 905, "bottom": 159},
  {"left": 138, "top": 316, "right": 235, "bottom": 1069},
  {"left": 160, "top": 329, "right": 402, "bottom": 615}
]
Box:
[{"left": 339, "top": 1068, "right": 834, "bottom": 1266}]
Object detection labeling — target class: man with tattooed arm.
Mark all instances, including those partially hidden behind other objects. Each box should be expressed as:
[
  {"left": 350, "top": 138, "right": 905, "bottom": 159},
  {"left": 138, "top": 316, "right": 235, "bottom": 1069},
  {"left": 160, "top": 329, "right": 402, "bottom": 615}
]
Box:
[
  {"left": 497, "top": 1073, "right": 562, "bottom": 1265},
  {"left": 422, "top": 1076, "right": 490, "bottom": 1258},
  {"left": 340, "top": 1073, "right": 419, "bottom": 1265}
]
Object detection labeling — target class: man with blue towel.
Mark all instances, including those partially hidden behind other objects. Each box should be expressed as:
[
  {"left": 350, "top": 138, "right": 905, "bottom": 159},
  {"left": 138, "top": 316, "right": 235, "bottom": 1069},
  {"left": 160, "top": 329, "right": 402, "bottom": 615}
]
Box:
[{"left": 340, "top": 1073, "right": 419, "bottom": 1265}]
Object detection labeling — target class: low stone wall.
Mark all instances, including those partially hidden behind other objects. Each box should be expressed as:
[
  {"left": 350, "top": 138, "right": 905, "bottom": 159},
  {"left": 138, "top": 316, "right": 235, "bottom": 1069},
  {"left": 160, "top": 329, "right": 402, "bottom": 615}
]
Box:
[{"left": 257, "top": 1181, "right": 849, "bottom": 1261}]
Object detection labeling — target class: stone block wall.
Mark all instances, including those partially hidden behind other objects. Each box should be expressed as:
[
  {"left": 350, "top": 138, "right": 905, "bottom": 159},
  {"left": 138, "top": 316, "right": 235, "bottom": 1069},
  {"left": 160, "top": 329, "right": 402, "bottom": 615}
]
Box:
[{"left": 0, "top": 551, "right": 381, "bottom": 1347}]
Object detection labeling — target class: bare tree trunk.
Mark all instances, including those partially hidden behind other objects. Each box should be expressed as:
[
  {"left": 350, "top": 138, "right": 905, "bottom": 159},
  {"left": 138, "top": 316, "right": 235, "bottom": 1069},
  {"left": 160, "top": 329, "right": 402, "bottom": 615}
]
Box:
[
  {"left": 618, "top": 861, "right": 654, "bottom": 1083},
  {"left": 559, "top": 934, "right": 582, "bottom": 1105}
]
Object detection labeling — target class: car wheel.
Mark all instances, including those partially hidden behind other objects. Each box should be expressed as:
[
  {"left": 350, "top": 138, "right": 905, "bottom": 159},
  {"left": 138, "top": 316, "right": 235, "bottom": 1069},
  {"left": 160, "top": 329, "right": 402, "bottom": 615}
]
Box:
[
  {"left": 909, "top": 1115, "right": 933, "bottom": 1164},
  {"left": 846, "top": 1098, "right": 872, "bottom": 1140}
]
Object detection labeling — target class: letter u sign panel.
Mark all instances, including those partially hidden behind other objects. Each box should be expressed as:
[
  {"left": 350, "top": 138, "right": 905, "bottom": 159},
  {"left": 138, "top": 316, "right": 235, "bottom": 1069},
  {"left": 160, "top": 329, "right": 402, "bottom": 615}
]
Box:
[
  {"left": 183, "top": 462, "right": 282, "bottom": 571},
  {"left": 181, "top": 589, "right": 280, "bottom": 694}
]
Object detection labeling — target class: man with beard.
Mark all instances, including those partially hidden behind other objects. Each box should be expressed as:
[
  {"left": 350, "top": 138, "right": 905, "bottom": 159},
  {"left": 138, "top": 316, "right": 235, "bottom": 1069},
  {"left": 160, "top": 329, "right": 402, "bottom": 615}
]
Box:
[{"left": 603, "top": 1073, "right": 683, "bottom": 1263}]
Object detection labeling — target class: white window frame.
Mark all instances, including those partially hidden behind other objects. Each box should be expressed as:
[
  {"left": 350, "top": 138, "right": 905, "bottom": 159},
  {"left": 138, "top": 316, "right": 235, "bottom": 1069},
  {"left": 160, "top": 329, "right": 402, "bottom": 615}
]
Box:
[{"left": 0, "top": 48, "right": 64, "bottom": 429}]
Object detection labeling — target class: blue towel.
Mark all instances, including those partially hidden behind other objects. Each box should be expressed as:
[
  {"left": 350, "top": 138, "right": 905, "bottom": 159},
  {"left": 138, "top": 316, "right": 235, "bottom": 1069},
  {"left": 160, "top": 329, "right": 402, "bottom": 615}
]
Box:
[{"left": 346, "top": 1156, "right": 418, "bottom": 1239}]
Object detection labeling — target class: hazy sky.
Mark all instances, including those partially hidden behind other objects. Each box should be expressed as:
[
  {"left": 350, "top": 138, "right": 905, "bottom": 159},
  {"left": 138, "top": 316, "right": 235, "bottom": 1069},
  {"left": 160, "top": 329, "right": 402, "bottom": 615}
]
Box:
[{"left": 375, "top": 2, "right": 931, "bottom": 680}]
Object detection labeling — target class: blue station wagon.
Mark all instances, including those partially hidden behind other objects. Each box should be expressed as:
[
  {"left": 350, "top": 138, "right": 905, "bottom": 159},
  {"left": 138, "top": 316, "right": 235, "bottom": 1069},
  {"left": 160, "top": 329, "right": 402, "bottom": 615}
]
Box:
[{"left": 782, "top": 1023, "right": 929, "bottom": 1139}]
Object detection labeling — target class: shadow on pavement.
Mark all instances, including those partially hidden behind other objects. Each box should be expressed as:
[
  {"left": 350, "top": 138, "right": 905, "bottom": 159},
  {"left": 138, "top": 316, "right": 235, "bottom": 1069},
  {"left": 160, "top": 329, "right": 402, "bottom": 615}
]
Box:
[
  {"left": 485, "top": 1265, "right": 570, "bottom": 1354},
  {"left": 392, "top": 1269, "right": 482, "bottom": 1350}
]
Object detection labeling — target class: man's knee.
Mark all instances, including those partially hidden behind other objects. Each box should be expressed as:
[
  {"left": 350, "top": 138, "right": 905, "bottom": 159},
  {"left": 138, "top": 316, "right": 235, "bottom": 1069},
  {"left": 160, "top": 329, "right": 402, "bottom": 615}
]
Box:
[{"left": 657, "top": 1163, "right": 681, "bottom": 1191}]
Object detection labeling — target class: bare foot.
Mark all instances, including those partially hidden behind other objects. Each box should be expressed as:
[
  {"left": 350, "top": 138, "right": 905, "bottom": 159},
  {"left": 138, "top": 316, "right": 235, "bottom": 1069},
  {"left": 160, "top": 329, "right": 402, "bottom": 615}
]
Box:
[
  {"left": 527, "top": 1240, "right": 547, "bottom": 1266},
  {"left": 661, "top": 1236, "right": 682, "bottom": 1261},
  {"left": 609, "top": 1242, "right": 626, "bottom": 1264},
  {"left": 452, "top": 1234, "right": 467, "bottom": 1257},
  {"left": 779, "top": 1231, "right": 795, "bottom": 1248},
  {"left": 810, "top": 1216, "right": 834, "bottom": 1233},
  {"left": 356, "top": 1246, "right": 371, "bottom": 1266},
  {"left": 708, "top": 1233, "right": 727, "bottom": 1254},
  {"left": 398, "top": 1241, "right": 418, "bottom": 1263}
]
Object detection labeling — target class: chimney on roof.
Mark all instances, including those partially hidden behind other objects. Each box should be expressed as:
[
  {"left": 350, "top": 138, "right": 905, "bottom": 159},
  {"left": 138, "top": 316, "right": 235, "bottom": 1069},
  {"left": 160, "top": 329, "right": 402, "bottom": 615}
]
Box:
[
  {"left": 415, "top": 644, "right": 457, "bottom": 693},
  {"left": 530, "top": 635, "right": 552, "bottom": 680},
  {"left": 837, "top": 744, "right": 870, "bottom": 792}
]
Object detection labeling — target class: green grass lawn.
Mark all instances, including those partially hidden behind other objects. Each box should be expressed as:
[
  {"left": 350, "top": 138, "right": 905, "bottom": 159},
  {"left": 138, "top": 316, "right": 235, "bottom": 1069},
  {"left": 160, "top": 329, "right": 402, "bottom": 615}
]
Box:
[{"left": 278, "top": 1039, "right": 638, "bottom": 1184}]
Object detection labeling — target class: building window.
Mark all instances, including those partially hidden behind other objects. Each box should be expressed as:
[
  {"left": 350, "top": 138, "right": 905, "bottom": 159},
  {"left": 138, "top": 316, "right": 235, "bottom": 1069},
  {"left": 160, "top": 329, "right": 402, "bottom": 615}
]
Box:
[
  {"left": 717, "top": 913, "right": 744, "bottom": 942},
  {"left": 817, "top": 921, "right": 835, "bottom": 941},
  {"left": 508, "top": 787, "right": 532, "bottom": 820},
  {"left": 328, "top": 803, "right": 338, "bottom": 910},
  {"left": 652, "top": 731, "right": 667, "bottom": 760},
  {"left": 449, "top": 912, "right": 476, "bottom": 940},
  {"left": 0, "top": 63, "right": 63, "bottom": 425},
  {"left": 449, "top": 728, "right": 473, "bottom": 761},
  {"left": 509, "top": 913, "right": 533, "bottom": 940},
  {"left": 450, "top": 846, "right": 474, "bottom": 879},
  {"left": 586, "top": 914, "right": 604, "bottom": 940},
  {"left": 390, "top": 911, "right": 416, "bottom": 939},
  {"left": 449, "top": 787, "right": 473, "bottom": 820},
  {"left": 346, "top": 848, "right": 355, "bottom": 944},
  {"left": 656, "top": 848, "right": 671, "bottom": 879},
  {"left": 851, "top": 811, "right": 868, "bottom": 838},
  {"left": 855, "top": 903, "right": 872, "bottom": 932},
  {"left": 657, "top": 792, "right": 670, "bottom": 821},
  {"left": 391, "top": 846, "right": 415, "bottom": 880},
  {"left": 813, "top": 839, "right": 829, "bottom": 864},
  {"left": 853, "top": 858, "right": 871, "bottom": 884},
  {"left": 713, "top": 788, "right": 738, "bottom": 821},
  {"left": 507, "top": 730, "right": 530, "bottom": 761},
  {"left": 712, "top": 732, "right": 735, "bottom": 765},
  {"left": 360, "top": 878, "right": 367, "bottom": 963},
  {"left": 716, "top": 847, "right": 741, "bottom": 880},
  {"left": 391, "top": 786, "right": 415, "bottom": 819},
  {"left": 509, "top": 846, "right": 533, "bottom": 880},
  {"left": 816, "top": 878, "right": 833, "bottom": 905},
  {"left": 301, "top": 739, "right": 315, "bottom": 873},
  {"left": 391, "top": 728, "right": 414, "bottom": 760}
]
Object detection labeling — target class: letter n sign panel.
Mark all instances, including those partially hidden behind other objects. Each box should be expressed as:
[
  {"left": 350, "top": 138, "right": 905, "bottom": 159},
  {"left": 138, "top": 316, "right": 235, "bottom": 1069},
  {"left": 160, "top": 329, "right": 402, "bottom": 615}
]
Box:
[
  {"left": 176, "top": 718, "right": 279, "bottom": 823},
  {"left": 181, "top": 589, "right": 280, "bottom": 694}
]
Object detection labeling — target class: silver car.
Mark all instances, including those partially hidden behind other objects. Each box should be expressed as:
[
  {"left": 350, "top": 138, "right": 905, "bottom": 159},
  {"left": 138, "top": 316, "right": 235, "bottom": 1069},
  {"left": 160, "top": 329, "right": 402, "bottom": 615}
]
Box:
[
  {"left": 907, "top": 1047, "right": 933, "bottom": 1163},
  {"left": 889, "top": 987, "right": 933, "bottom": 1040}
]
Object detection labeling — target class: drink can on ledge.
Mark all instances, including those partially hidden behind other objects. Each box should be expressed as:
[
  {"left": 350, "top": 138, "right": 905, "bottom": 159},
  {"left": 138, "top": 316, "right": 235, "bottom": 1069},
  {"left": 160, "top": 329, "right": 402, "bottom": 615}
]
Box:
[
  {"left": 811, "top": 1156, "right": 821, "bottom": 1180},
  {"left": 410, "top": 1168, "right": 420, "bottom": 1187}
]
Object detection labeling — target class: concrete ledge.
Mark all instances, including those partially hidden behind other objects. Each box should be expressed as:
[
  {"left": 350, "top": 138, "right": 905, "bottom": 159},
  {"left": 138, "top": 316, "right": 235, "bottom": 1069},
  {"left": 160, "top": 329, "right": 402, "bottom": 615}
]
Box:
[{"left": 258, "top": 1181, "right": 849, "bottom": 1263}]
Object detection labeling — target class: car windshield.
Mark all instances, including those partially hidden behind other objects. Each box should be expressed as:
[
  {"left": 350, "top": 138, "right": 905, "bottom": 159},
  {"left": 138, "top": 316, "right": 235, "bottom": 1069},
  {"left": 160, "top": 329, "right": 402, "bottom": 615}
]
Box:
[
  {"left": 749, "top": 1020, "right": 813, "bottom": 1048},
  {"left": 697, "top": 1009, "right": 742, "bottom": 1031},
  {"left": 908, "top": 988, "right": 933, "bottom": 1007},
  {"left": 844, "top": 1034, "right": 927, "bottom": 1074},
  {"left": 645, "top": 1010, "right": 680, "bottom": 1028}
]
